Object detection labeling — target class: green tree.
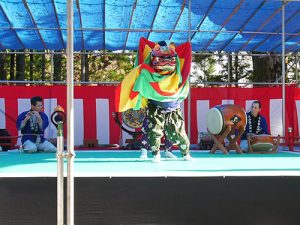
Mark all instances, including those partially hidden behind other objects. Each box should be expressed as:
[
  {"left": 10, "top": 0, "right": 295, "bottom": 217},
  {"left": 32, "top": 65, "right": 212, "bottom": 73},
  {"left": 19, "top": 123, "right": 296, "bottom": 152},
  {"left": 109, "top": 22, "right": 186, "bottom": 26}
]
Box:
[
  {"left": 221, "top": 53, "right": 252, "bottom": 84},
  {"left": 88, "top": 53, "right": 134, "bottom": 82},
  {"left": 0, "top": 54, "right": 7, "bottom": 80},
  {"left": 191, "top": 54, "right": 217, "bottom": 83},
  {"left": 250, "top": 53, "right": 281, "bottom": 84},
  {"left": 9, "top": 53, "right": 15, "bottom": 81},
  {"left": 16, "top": 53, "right": 25, "bottom": 80}
]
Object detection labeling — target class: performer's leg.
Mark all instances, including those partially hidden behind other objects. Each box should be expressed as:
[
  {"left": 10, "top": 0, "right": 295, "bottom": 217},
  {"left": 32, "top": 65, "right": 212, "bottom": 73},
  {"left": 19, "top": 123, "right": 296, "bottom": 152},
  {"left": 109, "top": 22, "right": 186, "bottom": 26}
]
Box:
[
  {"left": 37, "top": 140, "right": 57, "bottom": 152},
  {"left": 147, "top": 107, "right": 165, "bottom": 162},
  {"left": 164, "top": 109, "right": 191, "bottom": 160},
  {"left": 139, "top": 117, "right": 150, "bottom": 159},
  {"left": 164, "top": 138, "right": 177, "bottom": 158},
  {"left": 140, "top": 147, "right": 148, "bottom": 159},
  {"left": 23, "top": 140, "right": 38, "bottom": 153}
]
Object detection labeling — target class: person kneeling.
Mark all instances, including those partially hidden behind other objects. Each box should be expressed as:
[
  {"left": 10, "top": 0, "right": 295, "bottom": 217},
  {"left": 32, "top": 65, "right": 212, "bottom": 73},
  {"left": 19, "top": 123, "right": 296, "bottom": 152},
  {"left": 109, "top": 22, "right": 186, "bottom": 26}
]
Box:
[
  {"left": 240, "top": 101, "right": 269, "bottom": 152},
  {"left": 16, "top": 96, "right": 57, "bottom": 153}
]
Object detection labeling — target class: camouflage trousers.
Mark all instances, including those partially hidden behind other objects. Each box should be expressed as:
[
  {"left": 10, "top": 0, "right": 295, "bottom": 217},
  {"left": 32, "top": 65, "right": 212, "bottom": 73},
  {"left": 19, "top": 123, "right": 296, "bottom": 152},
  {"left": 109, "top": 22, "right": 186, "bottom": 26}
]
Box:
[
  {"left": 146, "top": 103, "right": 190, "bottom": 156},
  {"left": 140, "top": 117, "right": 173, "bottom": 151}
]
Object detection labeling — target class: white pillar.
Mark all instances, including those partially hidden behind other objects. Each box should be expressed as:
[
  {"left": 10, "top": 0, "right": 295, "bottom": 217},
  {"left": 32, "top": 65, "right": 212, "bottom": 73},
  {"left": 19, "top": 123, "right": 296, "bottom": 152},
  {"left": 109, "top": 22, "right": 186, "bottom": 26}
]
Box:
[
  {"left": 281, "top": 1, "right": 286, "bottom": 138},
  {"left": 66, "top": 0, "right": 75, "bottom": 225},
  {"left": 188, "top": 0, "right": 191, "bottom": 139}
]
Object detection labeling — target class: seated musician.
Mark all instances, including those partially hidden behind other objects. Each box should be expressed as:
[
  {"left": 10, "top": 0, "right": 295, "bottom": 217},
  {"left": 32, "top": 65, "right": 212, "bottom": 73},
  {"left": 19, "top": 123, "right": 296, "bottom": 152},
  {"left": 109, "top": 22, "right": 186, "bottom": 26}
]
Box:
[
  {"left": 240, "top": 100, "right": 269, "bottom": 152},
  {"left": 16, "top": 96, "right": 57, "bottom": 153}
]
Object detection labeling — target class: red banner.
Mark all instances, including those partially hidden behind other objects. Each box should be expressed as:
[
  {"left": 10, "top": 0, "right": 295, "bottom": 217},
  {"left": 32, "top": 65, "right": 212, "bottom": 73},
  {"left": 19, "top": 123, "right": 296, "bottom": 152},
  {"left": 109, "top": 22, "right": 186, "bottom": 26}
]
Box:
[{"left": 0, "top": 85, "right": 298, "bottom": 146}]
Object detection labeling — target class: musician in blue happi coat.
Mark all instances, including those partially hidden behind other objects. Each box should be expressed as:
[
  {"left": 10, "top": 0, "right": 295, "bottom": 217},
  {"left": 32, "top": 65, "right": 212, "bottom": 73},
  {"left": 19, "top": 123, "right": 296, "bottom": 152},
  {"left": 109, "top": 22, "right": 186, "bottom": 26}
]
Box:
[
  {"left": 240, "top": 100, "right": 269, "bottom": 151},
  {"left": 16, "top": 96, "right": 56, "bottom": 153}
]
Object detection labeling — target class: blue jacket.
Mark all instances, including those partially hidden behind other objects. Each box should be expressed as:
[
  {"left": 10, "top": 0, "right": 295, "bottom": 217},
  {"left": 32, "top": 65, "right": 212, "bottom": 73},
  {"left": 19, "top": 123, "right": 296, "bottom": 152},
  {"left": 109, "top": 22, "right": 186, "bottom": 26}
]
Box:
[
  {"left": 241, "top": 112, "right": 269, "bottom": 140},
  {"left": 16, "top": 110, "right": 49, "bottom": 144}
]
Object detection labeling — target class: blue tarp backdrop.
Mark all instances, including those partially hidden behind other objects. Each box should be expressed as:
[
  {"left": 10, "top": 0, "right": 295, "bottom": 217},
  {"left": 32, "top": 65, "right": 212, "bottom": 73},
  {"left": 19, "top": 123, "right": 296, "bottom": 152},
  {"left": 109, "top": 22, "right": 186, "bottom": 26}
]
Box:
[{"left": 0, "top": 0, "right": 299, "bottom": 52}]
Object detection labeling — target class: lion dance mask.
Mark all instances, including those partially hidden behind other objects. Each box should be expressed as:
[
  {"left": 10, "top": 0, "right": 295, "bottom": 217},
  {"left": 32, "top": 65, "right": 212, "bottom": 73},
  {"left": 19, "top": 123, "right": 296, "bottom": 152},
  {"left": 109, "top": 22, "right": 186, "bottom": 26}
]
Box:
[
  {"left": 115, "top": 37, "right": 192, "bottom": 112},
  {"left": 150, "top": 41, "right": 177, "bottom": 75}
]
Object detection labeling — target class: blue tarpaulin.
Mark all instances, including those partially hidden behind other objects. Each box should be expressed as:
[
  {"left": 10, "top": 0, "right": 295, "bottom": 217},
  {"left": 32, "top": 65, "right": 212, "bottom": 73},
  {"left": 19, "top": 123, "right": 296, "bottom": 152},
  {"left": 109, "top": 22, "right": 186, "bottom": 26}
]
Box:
[{"left": 0, "top": 0, "right": 299, "bottom": 52}]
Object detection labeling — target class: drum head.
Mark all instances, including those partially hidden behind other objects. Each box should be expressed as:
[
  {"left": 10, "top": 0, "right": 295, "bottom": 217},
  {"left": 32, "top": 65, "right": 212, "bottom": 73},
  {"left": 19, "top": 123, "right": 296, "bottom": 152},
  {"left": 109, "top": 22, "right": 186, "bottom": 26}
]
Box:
[
  {"left": 206, "top": 108, "right": 223, "bottom": 135},
  {"left": 122, "top": 108, "right": 146, "bottom": 129},
  {"left": 251, "top": 143, "right": 273, "bottom": 152}
]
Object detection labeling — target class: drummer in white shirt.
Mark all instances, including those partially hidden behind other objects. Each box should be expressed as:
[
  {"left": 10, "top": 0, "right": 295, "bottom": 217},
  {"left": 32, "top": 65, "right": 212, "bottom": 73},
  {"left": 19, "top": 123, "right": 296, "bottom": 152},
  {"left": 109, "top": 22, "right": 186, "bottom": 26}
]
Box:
[{"left": 240, "top": 101, "right": 269, "bottom": 152}]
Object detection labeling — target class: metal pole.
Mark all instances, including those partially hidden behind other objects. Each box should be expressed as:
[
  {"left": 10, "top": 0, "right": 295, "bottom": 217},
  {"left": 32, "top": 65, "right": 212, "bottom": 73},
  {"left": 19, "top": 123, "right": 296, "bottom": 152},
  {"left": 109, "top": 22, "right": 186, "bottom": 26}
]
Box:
[
  {"left": 66, "top": 0, "right": 75, "bottom": 225},
  {"left": 0, "top": 26, "right": 298, "bottom": 36},
  {"left": 296, "top": 53, "right": 299, "bottom": 84},
  {"left": 81, "top": 50, "right": 86, "bottom": 82},
  {"left": 57, "top": 122, "right": 64, "bottom": 225},
  {"left": 282, "top": 1, "right": 286, "bottom": 141},
  {"left": 187, "top": 0, "right": 191, "bottom": 139},
  {"left": 0, "top": 51, "right": 287, "bottom": 57},
  {"left": 51, "top": 51, "right": 54, "bottom": 82},
  {"left": 228, "top": 53, "right": 231, "bottom": 84},
  {"left": 0, "top": 79, "right": 294, "bottom": 86}
]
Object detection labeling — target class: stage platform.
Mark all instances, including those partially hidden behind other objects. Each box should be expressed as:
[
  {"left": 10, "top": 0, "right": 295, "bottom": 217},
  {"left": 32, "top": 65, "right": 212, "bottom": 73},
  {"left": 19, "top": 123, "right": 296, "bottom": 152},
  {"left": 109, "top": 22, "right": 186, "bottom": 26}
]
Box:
[
  {"left": 1, "top": 150, "right": 300, "bottom": 225},
  {"left": 1, "top": 150, "right": 300, "bottom": 177}
]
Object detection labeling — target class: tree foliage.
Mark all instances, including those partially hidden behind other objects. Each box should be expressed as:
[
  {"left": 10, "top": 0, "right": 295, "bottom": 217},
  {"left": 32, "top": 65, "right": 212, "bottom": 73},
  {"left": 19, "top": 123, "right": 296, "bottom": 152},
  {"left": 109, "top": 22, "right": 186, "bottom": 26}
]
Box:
[{"left": 0, "top": 51, "right": 299, "bottom": 85}]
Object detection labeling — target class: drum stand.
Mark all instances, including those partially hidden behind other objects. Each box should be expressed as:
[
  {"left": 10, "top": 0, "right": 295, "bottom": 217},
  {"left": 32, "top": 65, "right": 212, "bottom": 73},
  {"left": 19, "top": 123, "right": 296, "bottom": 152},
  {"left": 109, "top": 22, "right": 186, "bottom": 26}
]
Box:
[
  {"left": 247, "top": 135, "right": 280, "bottom": 153},
  {"left": 210, "top": 126, "right": 245, "bottom": 154}
]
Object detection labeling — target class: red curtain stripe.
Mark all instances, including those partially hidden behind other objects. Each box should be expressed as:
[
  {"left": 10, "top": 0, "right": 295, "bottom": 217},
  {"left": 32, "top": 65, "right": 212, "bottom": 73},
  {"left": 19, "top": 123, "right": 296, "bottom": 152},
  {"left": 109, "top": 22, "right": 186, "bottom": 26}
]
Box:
[{"left": 0, "top": 85, "right": 298, "bottom": 145}]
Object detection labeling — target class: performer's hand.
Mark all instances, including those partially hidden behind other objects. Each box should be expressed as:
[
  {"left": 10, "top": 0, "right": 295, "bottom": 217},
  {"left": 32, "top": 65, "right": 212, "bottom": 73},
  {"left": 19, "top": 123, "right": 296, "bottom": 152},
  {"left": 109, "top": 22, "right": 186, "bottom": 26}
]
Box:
[
  {"left": 24, "top": 111, "right": 32, "bottom": 121},
  {"left": 20, "top": 111, "right": 32, "bottom": 129},
  {"left": 247, "top": 133, "right": 254, "bottom": 138},
  {"left": 32, "top": 111, "right": 43, "bottom": 126}
]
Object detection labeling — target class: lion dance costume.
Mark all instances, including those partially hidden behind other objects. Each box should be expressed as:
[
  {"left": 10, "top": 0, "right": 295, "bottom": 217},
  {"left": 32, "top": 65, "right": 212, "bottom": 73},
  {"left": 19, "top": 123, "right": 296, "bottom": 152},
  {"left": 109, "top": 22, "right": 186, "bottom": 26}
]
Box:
[{"left": 115, "top": 38, "right": 192, "bottom": 161}]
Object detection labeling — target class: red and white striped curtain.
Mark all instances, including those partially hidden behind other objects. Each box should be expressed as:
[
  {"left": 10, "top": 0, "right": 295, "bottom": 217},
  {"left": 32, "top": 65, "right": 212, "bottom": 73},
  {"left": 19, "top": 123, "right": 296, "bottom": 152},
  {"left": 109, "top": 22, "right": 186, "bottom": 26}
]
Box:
[{"left": 1, "top": 85, "right": 299, "bottom": 145}]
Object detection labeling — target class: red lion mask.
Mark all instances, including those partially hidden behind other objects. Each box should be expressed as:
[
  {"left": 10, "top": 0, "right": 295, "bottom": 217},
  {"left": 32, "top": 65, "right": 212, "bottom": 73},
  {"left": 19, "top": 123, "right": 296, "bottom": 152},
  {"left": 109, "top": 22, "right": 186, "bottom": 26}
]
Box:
[{"left": 150, "top": 41, "right": 177, "bottom": 75}]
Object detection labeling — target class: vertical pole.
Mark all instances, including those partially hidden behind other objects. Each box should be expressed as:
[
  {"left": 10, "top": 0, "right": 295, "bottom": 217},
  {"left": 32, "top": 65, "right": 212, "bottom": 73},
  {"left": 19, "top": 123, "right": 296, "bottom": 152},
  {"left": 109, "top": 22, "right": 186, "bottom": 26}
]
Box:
[
  {"left": 81, "top": 50, "right": 86, "bottom": 82},
  {"left": 228, "top": 53, "right": 231, "bottom": 84},
  {"left": 67, "top": 0, "right": 75, "bottom": 225},
  {"left": 282, "top": 1, "right": 286, "bottom": 140},
  {"left": 188, "top": 0, "right": 191, "bottom": 139},
  {"left": 51, "top": 51, "right": 54, "bottom": 82},
  {"left": 57, "top": 122, "right": 64, "bottom": 225},
  {"left": 296, "top": 53, "right": 299, "bottom": 84}
]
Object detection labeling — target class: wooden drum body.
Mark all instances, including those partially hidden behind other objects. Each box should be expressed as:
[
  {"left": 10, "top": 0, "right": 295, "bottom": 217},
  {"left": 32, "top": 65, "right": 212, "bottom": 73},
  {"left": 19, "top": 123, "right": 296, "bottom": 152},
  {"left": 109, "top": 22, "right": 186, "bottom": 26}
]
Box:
[
  {"left": 206, "top": 104, "right": 247, "bottom": 135},
  {"left": 250, "top": 135, "right": 274, "bottom": 152}
]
